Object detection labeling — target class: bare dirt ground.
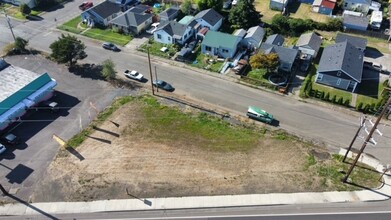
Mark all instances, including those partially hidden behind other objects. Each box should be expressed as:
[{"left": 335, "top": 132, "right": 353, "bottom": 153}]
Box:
[{"left": 30, "top": 96, "right": 372, "bottom": 202}]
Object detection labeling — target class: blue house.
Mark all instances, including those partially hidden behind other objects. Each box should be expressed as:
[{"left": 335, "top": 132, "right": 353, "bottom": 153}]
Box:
[
  {"left": 312, "top": 0, "right": 336, "bottom": 15},
  {"left": 300, "top": 0, "right": 315, "bottom": 4}
]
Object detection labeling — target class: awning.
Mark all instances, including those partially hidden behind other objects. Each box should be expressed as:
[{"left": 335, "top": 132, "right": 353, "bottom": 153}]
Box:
[{"left": 26, "top": 80, "right": 57, "bottom": 103}]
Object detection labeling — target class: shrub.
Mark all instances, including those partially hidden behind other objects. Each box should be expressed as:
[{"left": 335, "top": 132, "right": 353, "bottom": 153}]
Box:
[
  {"left": 337, "top": 97, "right": 343, "bottom": 105},
  {"left": 331, "top": 95, "right": 337, "bottom": 103},
  {"left": 305, "top": 81, "right": 312, "bottom": 96},
  {"left": 356, "top": 102, "right": 363, "bottom": 111},
  {"left": 324, "top": 92, "right": 330, "bottom": 101},
  {"left": 344, "top": 99, "right": 350, "bottom": 107},
  {"left": 320, "top": 91, "right": 325, "bottom": 99},
  {"left": 363, "top": 104, "right": 371, "bottom": 113}
]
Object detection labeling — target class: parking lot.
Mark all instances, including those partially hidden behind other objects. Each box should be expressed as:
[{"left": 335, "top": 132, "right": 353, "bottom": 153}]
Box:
[{"left": 0, "top": 54, "right": 134, "bottom": 201}]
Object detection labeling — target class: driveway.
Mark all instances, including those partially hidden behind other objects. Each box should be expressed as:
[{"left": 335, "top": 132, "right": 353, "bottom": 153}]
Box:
[{"left": 0, "top": 54, "right": 133, "bottom": 201}]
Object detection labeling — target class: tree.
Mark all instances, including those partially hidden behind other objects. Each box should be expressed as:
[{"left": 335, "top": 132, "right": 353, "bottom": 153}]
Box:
[
  {"left": 49, "top": 34, "right": 87, "bottom": 67},
  {"left": 197, "top": 0, "right": 223, "bottom": 11},
  {"left": 15, "top": 37, "right": 28, "bottom": 51},
  {"left": 181, "top": 0, "right": 193, "bottom": 15},
  {"left": 20, "top": 4, "right": 31, "bottom": 16},
  {"left": 229, "top": 0, "right": 261, "bottom": 29},
  {"left": 249, "top": 52, "right": 279, "bottom": 72},
  {"left": 101, "top": 59, "right": 116, "bottom": 80},
  {"left": 270, "top": 14, "right": 289, "bottom": 34}
]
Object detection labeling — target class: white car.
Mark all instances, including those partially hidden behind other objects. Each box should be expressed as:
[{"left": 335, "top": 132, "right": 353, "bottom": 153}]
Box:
[
  {"left": 232, "top": 0, "right": 239, "bottom": 6},
  {"left": 124, "top": 70, "right": 144, "bottom": 81},
  {"left": 0, "top": 144, "right": 6, "bottom": 155},
  {"left": 146, "top": 23, "right": 160, "bottom": 34}
]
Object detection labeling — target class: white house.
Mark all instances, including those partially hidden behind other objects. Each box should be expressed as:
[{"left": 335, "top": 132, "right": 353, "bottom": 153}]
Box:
[
  {"left": 194, "top": 8, "right": 223, "bottom": 31},
  {"left": 343, "top": 0, "right": 372, "bottom": 15},
  {"left": 153, "top": 21, "right": 194, "bottom": 45}
]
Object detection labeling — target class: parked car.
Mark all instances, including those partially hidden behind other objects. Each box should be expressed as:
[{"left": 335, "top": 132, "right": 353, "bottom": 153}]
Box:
[
  {"left": 223, "top": 0, "right": 232, "bottom": 9},
  {"left": 0, "top": 144, "right": 6, "bottom": 155},
  {"left": 146, "top": 23, "right": 160, "bottom": 34},
  {"left": 124, "top": 70, "right": 144, "bottom": 81},
  {"left": 41, "top": 100, "right": 60, "bottom": 113},
  {"left": 79, "top": 2, "right": 93, "bottom": 11},
  {"left": 1, "top": 133, "right": 20, "bottom": 146},
  {"left": 246, "top": 106, "right": 273, "bottom": 124},
  {"left": 300, "top": 60, "right": 311, "bottom": 73},
  {"left": 152, "top": 80, "right": 174, "bottom": 91},
  {"left": 102, "top": 42, "right": 120, "bottom": 51}
]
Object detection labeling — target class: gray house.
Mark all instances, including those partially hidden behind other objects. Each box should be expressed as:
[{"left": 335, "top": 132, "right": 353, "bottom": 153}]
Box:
[
  {"left": 201, "top": 31, "right": 241, "bottom": 59},
  {"left": 335, "top": 33, "right": 367, "bottom": 52},
  {"left": 343, "top": 14, "right": 369, "bottom": 31},
  {"left": 260, "top": 43, "right": 299, "bottom": 72},
  {"left": 109, "top": 10, "right": 153, "bottom": 35},
  {"left": 296, "top": 32, "right": 322, "bottom": 58},
  {"left": 159, "top": 6, "right": 180, "bottom": 22},
  {"left": 81, "top": 1, "right": 122, "bottom": 26},
  {"left": 242, "top": 26, "right": 265, "bottom": 50},
  {"left": 194, "top": 8, "right": 224, "bottom": 31},
  {"left": 153, "top": 21, "right": 193, "bottom": 45},
  {"left": 316, "top": 41, "right": 364, "bottom": 92},
  {"left": 265, "top": 34, "right": 285, "bottom": 46},
  {"left": 2, "top": 0, "right": 36, "bottom": 8}
]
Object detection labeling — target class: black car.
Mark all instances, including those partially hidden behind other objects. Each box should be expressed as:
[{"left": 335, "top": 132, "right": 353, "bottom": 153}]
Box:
[
  {"left": 152, "top": 80, "right": 175, "bottom": 92},
  {"left": 1, "top": 133, "right": 20, "bottom": 146},
  {"left": 102, "top": 42, "right": 120, "bottom": 51},
  {"left": 223, "top": 0, "right": 232, "bottom": 9}
]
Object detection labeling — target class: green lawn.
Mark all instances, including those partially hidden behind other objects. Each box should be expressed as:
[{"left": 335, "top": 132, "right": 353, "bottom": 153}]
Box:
[
  {"left": 247, "top": 68, "right": 269, "bottom": 83},
  {"left": 138, "top": 39, "right": 178, "bottom": 59},
  {"left": 190, "top": 48, "right": 223, "bottom": 72},
  {"left": 288, "top": 2, "right": 329, "bottom": 23},
  {"left": 254, "top": 0, "right": 280, "bottom": 23},
  {"left": 58, "top": 16, "right": 132, "bottom": 46}
]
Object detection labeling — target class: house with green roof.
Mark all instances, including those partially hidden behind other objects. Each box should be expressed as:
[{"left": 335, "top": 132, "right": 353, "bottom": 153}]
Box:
[{"left": 201, "top": 31, "right": 241, "bottom": 59}]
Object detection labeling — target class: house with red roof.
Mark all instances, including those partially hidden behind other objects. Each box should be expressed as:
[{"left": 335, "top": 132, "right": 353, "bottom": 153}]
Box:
[{"left": 312, "top": 0, "right": 336, "bottom": 15}]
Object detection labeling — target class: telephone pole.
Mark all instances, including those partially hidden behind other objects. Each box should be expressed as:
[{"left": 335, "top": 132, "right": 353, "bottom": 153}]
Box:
[
  {"left": 4, "top": 13, "right": 16, "bottom": 42},
  {"left": 154, "top": 66, "right": 159, "bottom": 92},
  {"left": 343, "top": 116, "right": 366, "bottom": 162},
  {"left": 147, "top": 47, "right": 155, "bottom": 95},
  {"left": 343, "top": 97, "right": 391, "bottom": 183}
]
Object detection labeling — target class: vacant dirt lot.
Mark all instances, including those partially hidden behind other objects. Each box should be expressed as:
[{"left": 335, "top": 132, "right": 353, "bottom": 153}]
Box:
[{"left": 31, "top": 96, "right": 378, "bottom": 202}]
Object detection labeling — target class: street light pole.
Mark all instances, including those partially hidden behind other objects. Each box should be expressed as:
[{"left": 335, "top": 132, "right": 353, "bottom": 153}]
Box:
[
  {"left": 5, "top": 13, "right": 16, "bottom": 42},
  {"left": 154, "top": 66, "right": 159, "bottom": 92}
]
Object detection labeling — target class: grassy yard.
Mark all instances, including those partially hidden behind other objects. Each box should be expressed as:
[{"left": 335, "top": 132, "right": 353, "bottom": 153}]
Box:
[
  {"left": 138, "top": 39, "right": 178, "bottom": 59},
  {"left": 190, "top": 48, "right": 224, "bottom": 72},
  {"left": 58, "top": 16, "right": 132, "bottom": 46},
  {"left": 288, "top": 2, "right": 330, "bottom": 23},
  {"left": 254, "top": 0, "right": 281, "bottom": 23},
  {"left": 1, "top": 4, "right": 41, "bottom": 20}
]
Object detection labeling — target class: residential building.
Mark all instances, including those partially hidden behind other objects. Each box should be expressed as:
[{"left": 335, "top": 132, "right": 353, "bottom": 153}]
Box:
[
  {"left": 1, "top": 0, "right": 35, "bottom": 8},
  {"left": 0, "top": 59, "right": 57, "bottom": 131},
  {"left": 159, "top": 6, "right": 180, "bottom": 22},
  {"left": 316, "top": 41, "right": 363, "bottom": 92},
  {"left": 153, "top": 21, "right": 193, "bottom": 45},
  {"left": 270, "top": 0, "right": 290, "bottom": 11},
  {"left": 296, "top": 32, "right": 322, "bottom": 58},
  {"left": 109, "top": 9, "right": 153, "bottom": 35},
  {"left": 312, "top": 0, "right": 336, "bottom": 15},
  {"left": 343, "top": 0, "right": 372, "bottom": 15},
  {"left": 201, "top": 31, "right": 241, "bottom": 59},
  {"left": 265, "top": 34, "right": 285, "bottom": 46},
  {"left": 242, "top": 26, "right": 265, "bottom": 50},
  {"left": 194, "top": 8, "right": 224, "bottom": 31},
  {"left": 179, "top": 16, "right": 195, "bottom": 26},
  {"left": 300, "top": 0, "right": 315, "bottom": 4},
  {"left": 335, "top": 33, "right": 367, "bottom": 52},
  {"left": 233, "top": 29, "right": 247, "bottom": 39},
  {"left": 260, "top": 44, "right": 299, "bottom": 72},
  {"left": 343, "top": 14, "right": 369, "bottom": 31},
  {"left": 81, "top": 0, "right": 123, "bottom": 26}
]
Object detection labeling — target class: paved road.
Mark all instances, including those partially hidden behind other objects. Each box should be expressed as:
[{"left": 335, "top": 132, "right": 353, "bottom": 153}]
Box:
[{"left": 2, "top": 201, "right": 391, "bottom": 220}]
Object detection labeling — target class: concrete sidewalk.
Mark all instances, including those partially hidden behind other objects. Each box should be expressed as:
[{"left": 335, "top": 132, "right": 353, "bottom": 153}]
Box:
[{"left": 0, "top": 149, "right": 390, "bottom": 216}]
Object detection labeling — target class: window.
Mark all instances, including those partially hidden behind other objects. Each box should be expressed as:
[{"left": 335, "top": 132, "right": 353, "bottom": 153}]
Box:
[
  {"left": 168, "top": 37, "right": 171, "bottom": 41},
  {"left": 205, "top": 46, "right": 211, "bottom": 51},
  {"left": 336, "top": 79, "right": 341, "bottom": 85},
  {"left": 317, "top": 73, "right": 323, "bottom": 81},
  {"left": 222, "top": 49, "right": 229, "bottom": 53},
  {"left": 157, "top": 34, "right": 162, "bottom": 39}
]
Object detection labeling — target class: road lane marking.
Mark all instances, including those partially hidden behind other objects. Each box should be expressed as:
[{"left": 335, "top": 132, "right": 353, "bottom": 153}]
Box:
[{"left": 43, "top": 31, "right": 52, "bottom": 37}]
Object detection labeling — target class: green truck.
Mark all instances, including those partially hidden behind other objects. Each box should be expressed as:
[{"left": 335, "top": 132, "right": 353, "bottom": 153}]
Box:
[{"left": 246, "top": 106, "right": 274, "bottom": 124}]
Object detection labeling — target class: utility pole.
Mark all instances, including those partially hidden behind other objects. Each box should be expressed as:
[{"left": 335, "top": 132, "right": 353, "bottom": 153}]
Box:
[
  {"left": 147, "top": 47, "right": 155, "bottom": 95},
  {"left": 154, "top": 66, "right": 159, "bottom": 92},
  {"left": 343, "top": 116, "right": 366, "bottom": 162},
  {"left": 343, "top": 97, "right": 391, "bottom": 183},
  {"left": 4, "top": 13, "right": 16, "bottom": 42}
]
